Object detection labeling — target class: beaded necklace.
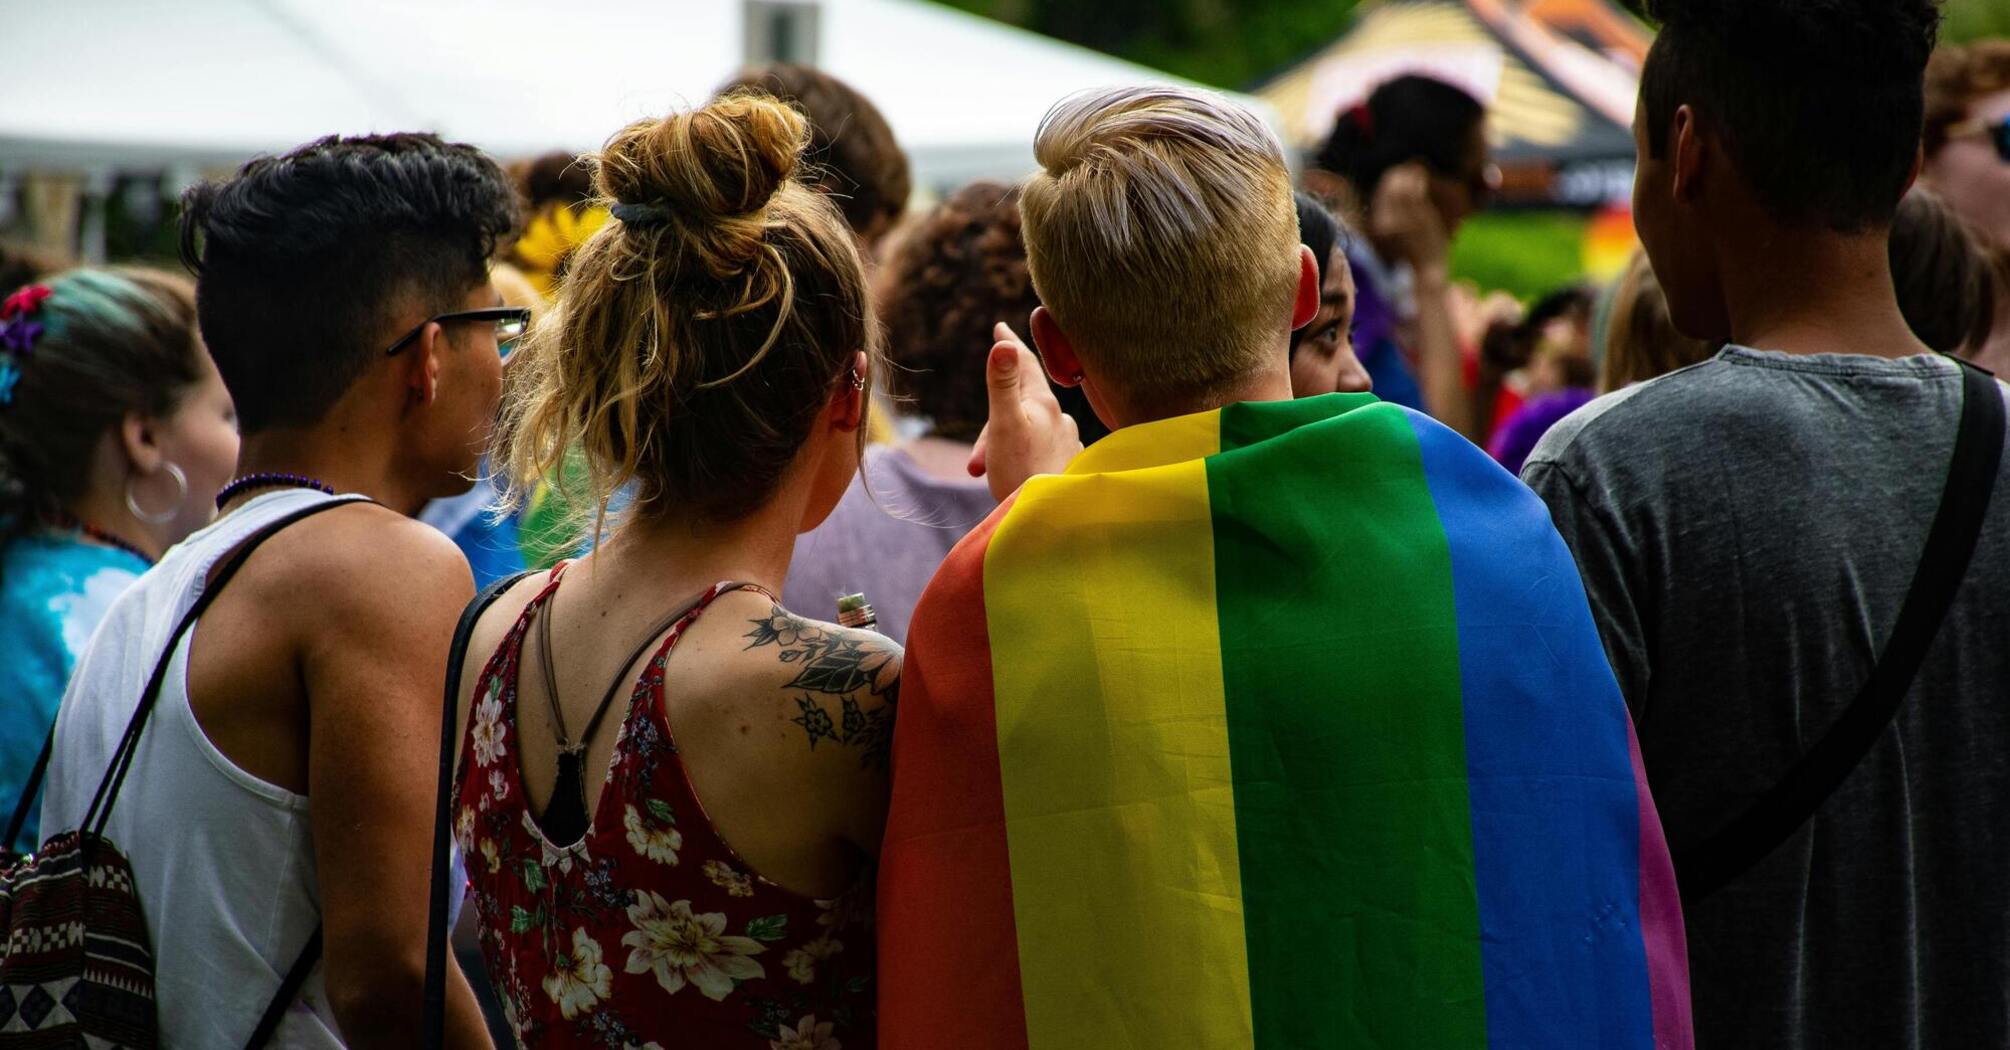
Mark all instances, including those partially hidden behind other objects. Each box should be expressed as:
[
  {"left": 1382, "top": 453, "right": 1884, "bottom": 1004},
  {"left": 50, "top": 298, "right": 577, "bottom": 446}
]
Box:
[
  {"left": 47, "top": 511, "right": 153, "bottom": 566},
  {"left": 214, "top": 472, "right": 335, "bottom": 510}
]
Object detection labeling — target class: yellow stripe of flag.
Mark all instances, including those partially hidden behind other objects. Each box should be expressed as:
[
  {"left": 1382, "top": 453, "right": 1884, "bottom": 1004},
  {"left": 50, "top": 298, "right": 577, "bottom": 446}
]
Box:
[{"left": 984, "top": 410, "right": 1254, "bottom": 1048}]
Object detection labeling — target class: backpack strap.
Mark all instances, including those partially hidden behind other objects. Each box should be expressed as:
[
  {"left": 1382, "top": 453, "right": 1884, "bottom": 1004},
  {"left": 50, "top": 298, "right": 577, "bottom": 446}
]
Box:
[
  {"left": 30, "top": 494, "right": 369, "bottom": 1046},
  {"left": 243, "top": 927, "right": 323, "bottom": 1048},
  {"left": 4, "top": 730, "right": 53, "bottom": 854},
  {"left": 1674, "top": 362, "right": 2004, "bottom": 903},
  {"left": 6, "top": 501, "right": 370, "bottom": 854},
  {"left": 76, "top": 495, "right": 373, "bottom": 848},
  {"left": 423, "top": 569, "right": 534, "bottom": 1048}
]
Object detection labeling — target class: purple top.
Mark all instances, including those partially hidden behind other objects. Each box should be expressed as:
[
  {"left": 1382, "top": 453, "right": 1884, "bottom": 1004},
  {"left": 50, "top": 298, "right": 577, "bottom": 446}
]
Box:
[
  {"left": 783, "top": 445, "right": 997, "bottom": 644},
  {"left": 1489, "top": 387, "right": 1597, "bottom": 476},
  {"left": 1347, "top": 242, "right": 1425, "bottom": 412}
]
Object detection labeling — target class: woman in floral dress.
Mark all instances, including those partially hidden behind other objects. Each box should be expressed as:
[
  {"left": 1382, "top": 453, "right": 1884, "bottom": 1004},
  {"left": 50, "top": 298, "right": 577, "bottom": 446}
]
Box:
[{"left": 453, "top": 92, "right": 896, "bottom": 1048}]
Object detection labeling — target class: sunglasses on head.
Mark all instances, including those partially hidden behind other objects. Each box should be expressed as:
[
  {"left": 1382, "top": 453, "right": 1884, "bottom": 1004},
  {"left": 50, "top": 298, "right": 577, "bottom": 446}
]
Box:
[
  {"left": 1951, "top": 114, "right": 2010, "bottom": 164},
  {"left": 383, "top": 306, "right": 532, "bottom": 358}
]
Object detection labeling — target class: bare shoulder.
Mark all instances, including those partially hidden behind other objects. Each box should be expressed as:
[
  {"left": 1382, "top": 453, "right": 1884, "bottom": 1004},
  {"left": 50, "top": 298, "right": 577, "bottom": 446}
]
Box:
[
  {"left": 285, "top": 502, "right": 468, "bottom": 583},
  {"left": 457, "top": 569, "right": 551, "bottom": 709},
  {"left": 242, "top": 502, "right": 473, "bottom": 643},
  {"left": 681, "top": 590, "right": 903, "bottom": 775}
]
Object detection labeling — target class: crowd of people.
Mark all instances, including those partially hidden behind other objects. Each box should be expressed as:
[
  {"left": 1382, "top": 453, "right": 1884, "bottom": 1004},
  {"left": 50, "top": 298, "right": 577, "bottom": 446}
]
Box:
[{"left": 1, "top": 0, "right": 2008, "bottom": 1046}]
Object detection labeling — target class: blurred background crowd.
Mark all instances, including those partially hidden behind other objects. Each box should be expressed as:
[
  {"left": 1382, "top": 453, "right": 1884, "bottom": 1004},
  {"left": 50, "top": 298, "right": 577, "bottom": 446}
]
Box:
[
  {"left": 5, "top": 0, "right": 2007, "bottom": 502},
  {"left": 4, "top": 1, "right": 2009, "bottom": 1046}
]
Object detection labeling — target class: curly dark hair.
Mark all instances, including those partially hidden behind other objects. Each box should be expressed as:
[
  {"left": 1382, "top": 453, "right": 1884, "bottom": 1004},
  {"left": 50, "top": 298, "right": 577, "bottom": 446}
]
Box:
[
  {"left": 878, "top": 181, "right": 1038, "bottom": 441},
  {"left": 178, "top": 132, "right": 518, "bottom": 433}
]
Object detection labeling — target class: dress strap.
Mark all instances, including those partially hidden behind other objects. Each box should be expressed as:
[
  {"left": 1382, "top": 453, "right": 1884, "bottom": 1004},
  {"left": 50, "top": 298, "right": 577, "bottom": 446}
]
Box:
[
  {"left": 575, "top": 580, "right": 771, "bottom": 747},
  {"left": 524, "top": 561, "right": 574, "bottom": 746}
]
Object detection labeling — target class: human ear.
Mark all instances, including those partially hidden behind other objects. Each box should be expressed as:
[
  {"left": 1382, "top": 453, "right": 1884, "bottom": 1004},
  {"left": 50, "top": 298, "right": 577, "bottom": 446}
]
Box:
[
  {"left": 1028, "top": 307, "right": 1083, "bottom": 388},
  {"left": 118, "top": 412, "right": 163, "bottom": 475},
  {"left": 1672, "top": 105, "right": 1705, "bottom": 205},
  {"left": 406, "top": 322, "right": 443, "bottom": 406},
  {"left": 830, "top": 350, "right": 867, "bottom": 433},
  {"left": 1292, "top": 245, "right": 1320, "bottom": 330}
]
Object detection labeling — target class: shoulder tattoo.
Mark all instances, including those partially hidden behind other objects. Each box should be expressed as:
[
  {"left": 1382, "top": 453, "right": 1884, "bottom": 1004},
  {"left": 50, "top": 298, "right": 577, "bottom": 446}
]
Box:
[{"left": 745, "top": 605, "right": 899, "bottom": 771}]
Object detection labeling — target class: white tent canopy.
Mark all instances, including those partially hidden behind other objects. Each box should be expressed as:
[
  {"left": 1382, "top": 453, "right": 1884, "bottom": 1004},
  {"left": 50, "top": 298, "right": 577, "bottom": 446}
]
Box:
[{"left": 0, "top": 0, "right": 1264, "bottom": 191}]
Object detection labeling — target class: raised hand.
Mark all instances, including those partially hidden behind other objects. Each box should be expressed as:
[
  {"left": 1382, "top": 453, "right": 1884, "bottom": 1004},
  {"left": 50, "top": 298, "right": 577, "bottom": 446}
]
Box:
[
  {"left": 1370, "top": 162, "right": 1451, "bottom": 272},
  {"left": 967, "top": 322, "right": 1082, "bottom": 502}
]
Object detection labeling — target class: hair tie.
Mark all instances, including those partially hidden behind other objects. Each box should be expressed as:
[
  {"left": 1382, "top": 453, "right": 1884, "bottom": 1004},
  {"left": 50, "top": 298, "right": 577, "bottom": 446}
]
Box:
[
  {"left": 611, "top": 201, "right": 677, "bottom": 226},
  {"left": 0, "top": 284, "right": 52, "bottom": 404},
  {"left": 1349, "top": 102, "right": 1375, "bottom": 140}
]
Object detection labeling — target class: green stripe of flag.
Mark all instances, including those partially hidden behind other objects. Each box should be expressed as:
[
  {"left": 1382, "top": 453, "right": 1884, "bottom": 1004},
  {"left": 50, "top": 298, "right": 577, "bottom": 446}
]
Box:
[{"left": 1210, "top": 396, "right": 1487, "bottom": 1047}]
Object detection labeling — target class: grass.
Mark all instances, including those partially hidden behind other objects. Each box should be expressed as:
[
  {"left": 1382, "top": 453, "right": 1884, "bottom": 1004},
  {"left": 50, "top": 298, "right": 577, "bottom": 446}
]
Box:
[
  {"left": 1449, "top": 210, "right": 1592, "bottom": 301},
  {"left": 1944, "top": 0, "right": 2010, "bottom": 43}
]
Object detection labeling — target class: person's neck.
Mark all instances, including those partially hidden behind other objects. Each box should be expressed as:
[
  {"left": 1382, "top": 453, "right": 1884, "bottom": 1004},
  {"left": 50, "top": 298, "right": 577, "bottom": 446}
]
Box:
[
  {"left": 577, "top": 492, "right": 804, "bottom": 609},
  {"left": 227, "top": 424, "right": 427, "bottom": 516},
  {"left": 1719, "top": 224, "right": 1927, "bottom": 360},
  {"left": 1106, "top": 360, "right": 1295, "bottom": 430},
  {"left": 64, "top": 489, "right": 164, "bottom": 561}
]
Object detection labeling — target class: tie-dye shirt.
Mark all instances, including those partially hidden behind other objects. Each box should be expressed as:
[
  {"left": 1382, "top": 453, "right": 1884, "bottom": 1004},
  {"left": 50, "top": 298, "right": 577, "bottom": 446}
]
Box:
[{"left": 0, "top": 533, "right": 147, "bottom": 849}]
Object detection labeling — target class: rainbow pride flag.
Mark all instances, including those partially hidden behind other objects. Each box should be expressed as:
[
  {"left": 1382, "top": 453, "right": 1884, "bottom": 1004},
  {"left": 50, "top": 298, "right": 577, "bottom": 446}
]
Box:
[{"left": 878, "top": 394, "right": 1691, "bottom": 1049}]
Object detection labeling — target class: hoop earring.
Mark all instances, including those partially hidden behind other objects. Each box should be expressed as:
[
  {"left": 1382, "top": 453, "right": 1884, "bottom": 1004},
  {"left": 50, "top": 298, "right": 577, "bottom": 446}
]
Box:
[
  {"left": 126, "top": 461, "right": 187, "bottom": 526},
  {"left": 848, "top": 368, "right": 866, "bottom": 392}
]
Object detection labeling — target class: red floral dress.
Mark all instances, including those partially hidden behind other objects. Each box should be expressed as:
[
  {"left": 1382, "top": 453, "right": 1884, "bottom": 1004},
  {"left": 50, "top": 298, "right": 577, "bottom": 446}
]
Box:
[{"left": 454, "top": 570, "right": 876, "bottom": 1049}]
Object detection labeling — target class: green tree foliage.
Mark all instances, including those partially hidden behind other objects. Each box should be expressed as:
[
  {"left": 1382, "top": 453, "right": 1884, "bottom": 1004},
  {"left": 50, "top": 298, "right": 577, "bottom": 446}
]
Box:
[
  {"left": 940, "top": 0, "right": 1361, "bottom": 88},
  {"left": 1944, "top": 0, "right": 2010, "bottom": 43},
  {"left": 1451, "top": 211, "right": 1591, "bottom": 301},
  {"left": 947, "top": 0, "right": 2008, "bottom": 91},
  {"left": 1612, "top": 0, "right": 2007, "bottom": 40}
]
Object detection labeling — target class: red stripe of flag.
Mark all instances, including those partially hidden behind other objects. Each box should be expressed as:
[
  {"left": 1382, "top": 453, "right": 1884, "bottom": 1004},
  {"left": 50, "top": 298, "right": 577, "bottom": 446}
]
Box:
[{"left": 876, "top": 504, "right": 1029, "bottom": 1049}]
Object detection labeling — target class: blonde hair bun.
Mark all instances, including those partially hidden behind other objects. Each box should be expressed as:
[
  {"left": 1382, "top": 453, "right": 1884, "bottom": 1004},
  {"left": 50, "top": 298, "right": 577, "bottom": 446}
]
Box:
[
  {"left": 494, "top": 90, "right": 878, "bottom": 535},
  {"left": 598, "top": 92, "right": 812, "bottom": 271}
]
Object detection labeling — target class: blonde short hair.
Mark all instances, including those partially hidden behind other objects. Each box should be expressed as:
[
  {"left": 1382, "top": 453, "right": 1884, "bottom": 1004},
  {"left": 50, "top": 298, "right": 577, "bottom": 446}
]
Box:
[{"left": 1020, "top": 87, "right": 1302, "bottom": 409}]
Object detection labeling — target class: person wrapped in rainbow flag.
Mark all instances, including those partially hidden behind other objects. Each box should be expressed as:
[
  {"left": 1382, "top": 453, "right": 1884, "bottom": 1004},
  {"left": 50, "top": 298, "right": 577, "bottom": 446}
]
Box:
[{"left": 877, "top": 87, "right": 1693, "bottom": 1049}]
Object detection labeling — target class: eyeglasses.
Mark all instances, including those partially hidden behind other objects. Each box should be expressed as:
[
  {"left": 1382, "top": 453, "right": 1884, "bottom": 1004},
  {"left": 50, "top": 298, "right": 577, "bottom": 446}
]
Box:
[
  {"left": 1950, "top": 114, "right": 2010, "bottom": 164},
  {"left": 383, "top": 307, "right": 532, "bottom": 357}
]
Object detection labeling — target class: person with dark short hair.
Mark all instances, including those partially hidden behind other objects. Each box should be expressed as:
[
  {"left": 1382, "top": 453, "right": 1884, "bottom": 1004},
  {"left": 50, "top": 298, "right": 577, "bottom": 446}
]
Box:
[
  {"left": 42, "top": 132, "right": 516, "bottom": 1047},
  {"left": 716, "top": 63, "right": 912, "bottom": 252},
  {"left": 1287, "top": 191, "right": 1371, "bottom": 398},
  {"left": 1312, "top": 74, "right": 1495, "bottom": 438},
  {"left": 1522, "top": 2, "right": 2010, "bottom": 1045}
]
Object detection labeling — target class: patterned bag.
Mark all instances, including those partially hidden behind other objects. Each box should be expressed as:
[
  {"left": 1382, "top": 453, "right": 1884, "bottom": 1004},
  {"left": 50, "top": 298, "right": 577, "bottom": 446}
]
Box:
[
  {"left": 0, "top": 825, "right": 156, "bottom": 1046},
  {"left": 0, "top": 499, "right": 357, "bottom": 1048}
]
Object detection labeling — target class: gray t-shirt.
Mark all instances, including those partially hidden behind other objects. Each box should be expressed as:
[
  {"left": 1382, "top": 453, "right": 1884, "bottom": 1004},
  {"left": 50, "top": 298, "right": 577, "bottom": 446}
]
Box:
[
  {"left": 1524, "top": 346, "right": 2010, "bottom": 1050},
  {"left": 784, "top": 445, "right": 997, "bottom": 644}
]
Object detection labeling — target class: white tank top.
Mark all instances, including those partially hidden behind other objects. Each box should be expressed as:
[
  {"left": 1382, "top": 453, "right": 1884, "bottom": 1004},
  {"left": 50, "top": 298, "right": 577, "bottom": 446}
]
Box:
[{"left": 42, "top": 488, "right": 349, "bottom": 1048}]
